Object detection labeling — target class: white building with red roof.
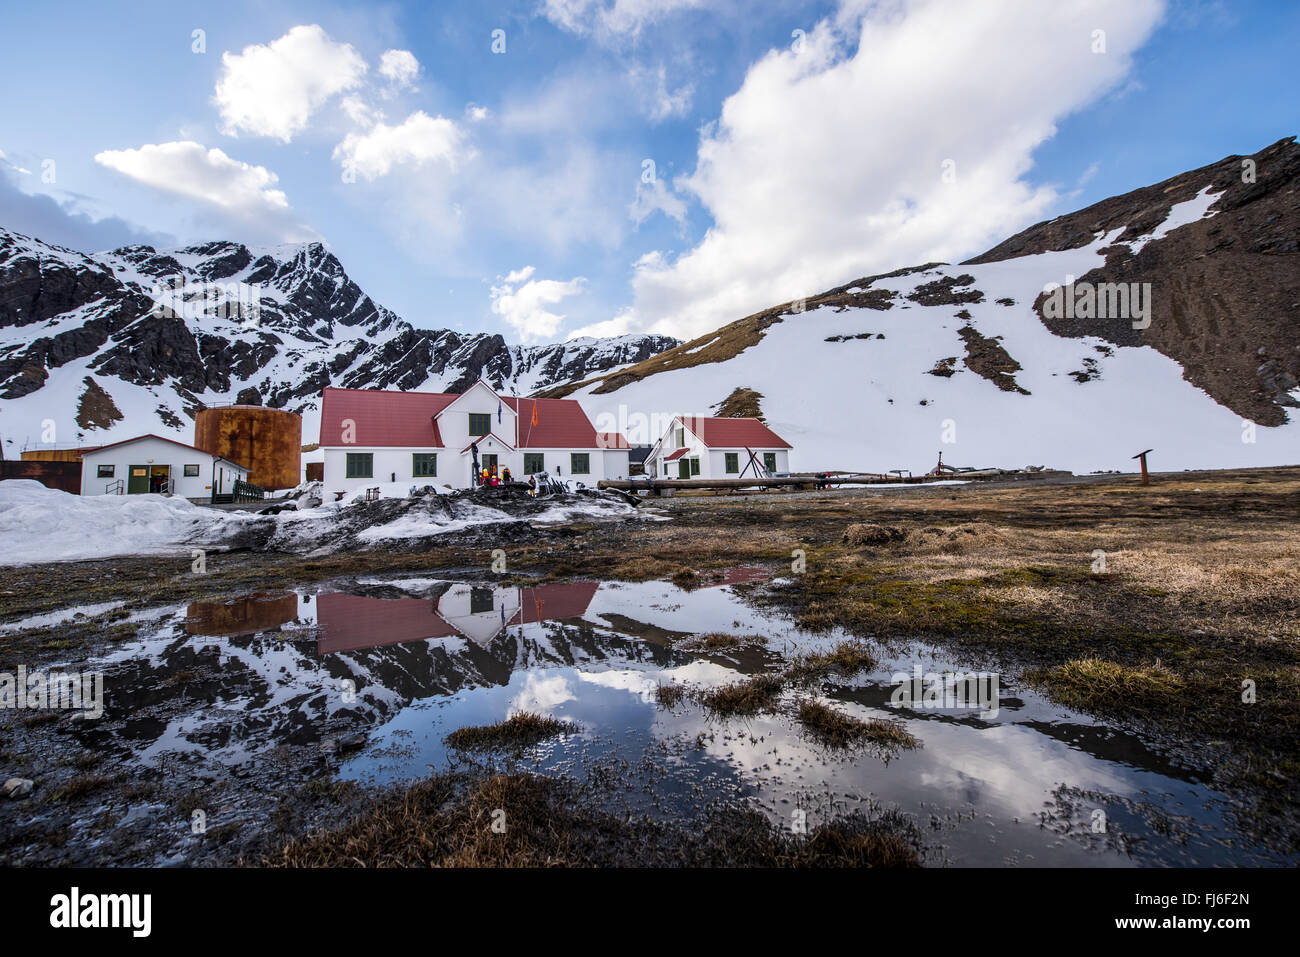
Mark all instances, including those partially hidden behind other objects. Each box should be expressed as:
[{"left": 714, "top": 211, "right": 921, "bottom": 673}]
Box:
[
  {"left": 318, "top": 380, "right": 632, "bottom": 492},
  {"left": 77, "top": 434, "right": 250, "bottom": 497},
  {"left": 647, "top": 415, "right": 793, "bottom": 480}
]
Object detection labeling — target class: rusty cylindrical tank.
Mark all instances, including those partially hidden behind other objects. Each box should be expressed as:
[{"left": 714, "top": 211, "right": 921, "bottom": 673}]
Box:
[{"left": 194, "top": 405, "right": 302, "bottom": 490}]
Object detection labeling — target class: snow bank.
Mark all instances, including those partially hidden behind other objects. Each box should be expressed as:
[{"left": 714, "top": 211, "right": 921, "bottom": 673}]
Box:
[
  {"left": 0, "top": 480, "right": 638, "bottom": 566},
  {"left": 0, "top": 480, "right": 236, "bottom": 565}
]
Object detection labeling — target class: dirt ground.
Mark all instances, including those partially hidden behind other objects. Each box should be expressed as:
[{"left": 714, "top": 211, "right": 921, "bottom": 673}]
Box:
[{"left": 2, "top": 466, "right": 1298, "bottom": 864}]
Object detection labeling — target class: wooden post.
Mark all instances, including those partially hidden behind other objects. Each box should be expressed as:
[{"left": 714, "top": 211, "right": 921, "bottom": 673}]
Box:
[{"left": 1132, "top": 448, "right": 1153, "bottom": 485}]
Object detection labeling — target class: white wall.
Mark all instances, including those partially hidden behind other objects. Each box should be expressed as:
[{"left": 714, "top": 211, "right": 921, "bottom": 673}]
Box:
[
  {"left": 601, "top": 449, "right": 631, "bottom": 481},
  {"left": 322, "top": 444, "right": 623, "bottom": 495},
  {"left": 440, "top": 382, "right": 520, "bottom": 452},
  {"left": 322, "top": 447, "right": 447, "bottom": 495},
  {"left": 707, "top": 448, "right": 791, "bottom": 478},
  {"left": 651, "top": 422, "right": 707, "bottom": 478},
  {"left": 80, "top": 437, "right": 248, "bottom": 497}
]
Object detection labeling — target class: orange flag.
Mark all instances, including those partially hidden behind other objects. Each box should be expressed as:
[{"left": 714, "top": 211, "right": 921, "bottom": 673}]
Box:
[{"left": 531, "top": 403, "right": 538, "bottom": 427}]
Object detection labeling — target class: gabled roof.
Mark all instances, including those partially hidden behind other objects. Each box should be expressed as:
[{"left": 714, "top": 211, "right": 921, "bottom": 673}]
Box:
[
  {"left": 319, "top": 385, "right": 606, "bottom": 450},
  {"left": 461, "top": 432, "right": 515, "bottom": 454},
  {"left": 505, "top": 396, "right": 600, "bottom": 449},
  {"left": 77, "top": 433, "right": 250, "bottom": 471},
  {"left": 664, "top": 448, "right": 688, "bottom": 461},
  {"left": 679, "top": 416, "right": 792, "bottom": 449},
  {"left": 597, "top": 432, "right": 631, "bottom": 450},
  {"left": 319, "top": 387, "right": 455, "bottom": 447}
]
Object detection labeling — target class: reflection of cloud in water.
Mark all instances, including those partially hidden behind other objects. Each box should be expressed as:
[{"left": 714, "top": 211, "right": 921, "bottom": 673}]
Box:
[{"left": 509, "top": 672, "right": 576, "bottom": 714}]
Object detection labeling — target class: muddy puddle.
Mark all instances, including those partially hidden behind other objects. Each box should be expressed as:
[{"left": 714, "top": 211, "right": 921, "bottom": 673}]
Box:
[{"left": 5, "top": 570, "right": 1290, "bottom": 866}]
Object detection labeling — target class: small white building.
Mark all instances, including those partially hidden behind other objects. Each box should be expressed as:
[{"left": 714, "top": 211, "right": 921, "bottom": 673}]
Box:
[
  {"left": 78, "top": 434, "right": 250, "bottom": 498},
  {"left": 318, "top": 380, "right": 632, "bottom": 495},
  {"left": 647, "top": 415, "right": 793, "bottom": 479}
]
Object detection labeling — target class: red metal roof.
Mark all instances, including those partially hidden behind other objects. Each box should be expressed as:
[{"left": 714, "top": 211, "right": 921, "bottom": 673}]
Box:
[
  {"left": 663, "top": 448, "right": 688, "bottom": 461},
  {"left": 597, "top": 432, "right": 631, "bottom": 449},
  {"left": 319, "top": 385, "right": 604, "bottom": 450},
  {"left": 512, "top": 581, "right": 600, "bottom": 625},
  {"left": 680, "top": 416, "right": 792, "bottom": 449},
  {"left": 319, "top": 387, "right": 456, "bottom": 447},
  {"left": 505, "top": 396, "right": 599, "bottom": 449},
  {"left": 316, "top": 592, "right": 458, "bottom": 654}
]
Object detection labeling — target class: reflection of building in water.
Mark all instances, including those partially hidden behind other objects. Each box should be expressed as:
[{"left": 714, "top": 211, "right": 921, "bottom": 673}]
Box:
[
  {"left": 185, "top": 593, "right": 299, "bottom": 637},
  {"left": 316, "top": 581, "right": 600, "bottom": 655},
  {"left": 700, "top": 567, "right": 769, "bottom": 588}
]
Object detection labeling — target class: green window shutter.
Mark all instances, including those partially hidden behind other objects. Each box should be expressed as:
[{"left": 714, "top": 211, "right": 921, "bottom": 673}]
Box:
[
  {"left": 469, "top": 413, "right": 491, "bottom": 436},
  {"left": 524, "top": 453, "right": 545, "bottom": 473},
  {"left": 725, "top": 453, "right": 738, "bottom": 473},
  {"left": 689, "top": 457, "right": 700, "bottom": 475},
  {"left": 346, "top": 453, "right": 373, "bottom": 478},
  {"left": 412, "top": 453, "right": 437, "bottom": 477},
  {"left": 763, "top": 453, "right": 777, "bottom": 473},
  {"left": 570, "top": 453, "right": 590, "bottom": 475}
]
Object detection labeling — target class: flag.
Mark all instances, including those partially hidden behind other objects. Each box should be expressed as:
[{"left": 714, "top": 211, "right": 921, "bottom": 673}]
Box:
[
  {"left": 497, "top": 400, "right": 502, "bottom": 424},
  {"left": 531, "top": 403, "right": 538, "bottom": 427}
]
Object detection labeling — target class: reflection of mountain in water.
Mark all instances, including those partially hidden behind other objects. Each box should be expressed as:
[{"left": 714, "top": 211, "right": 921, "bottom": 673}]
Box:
[{"left": 74, "top": 581, "right": 685, "bottom": 766}]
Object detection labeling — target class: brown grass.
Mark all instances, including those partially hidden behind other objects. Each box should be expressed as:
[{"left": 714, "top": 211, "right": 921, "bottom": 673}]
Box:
[
  {"left": 50, "top": 774, "right": 110, "bottom": 802},
  {"left": 797, "top": 699, "right": 919, "bottom": 751},
  {"left": 265, "top": 770, "right": 922, "bottom": 867},
  {"left": 655, "top": 684, "right": 686, "bottom": 708},
  {"left": 444, "top": 712, "right": 577, "bottom": 752},
  {"left": 700, "top": 674, "right": 784, "bottom": 716},
  {"left": 1024, "top": 658, "right": 1186, "bottom": 717},
  {"left": 788, "top": 641, "right": 878, "bottom": 681}
]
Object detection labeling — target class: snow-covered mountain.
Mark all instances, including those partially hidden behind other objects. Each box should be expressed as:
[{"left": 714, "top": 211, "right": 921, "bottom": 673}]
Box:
[
  {"left": 552, "top": 137, "right": 1300, "bottom": 474},
  {"left": 0, "top": 233, "right": 677, "bottom": 450}
]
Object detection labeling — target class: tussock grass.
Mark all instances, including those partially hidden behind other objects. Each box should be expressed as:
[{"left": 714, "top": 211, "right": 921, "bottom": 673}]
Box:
[
  {"left": 1025, "top": 658, "right": 1186, "bottom": 716},
  {"left": 444, "top": 712, "right": 576, "bottom": 752},
  {"left": 50, "top": 774, "right": 110, "bottom": 802},
  {"left": 797, "top": 699, "right": 918, "bottom": 751},
  {"left": 701, "top": 674, "right": 784, "bottom": 716},
  {"left": 788, "top": 641, "right": 878, "bottom": 681},
  {"left": 655, "top": 684, "right": 685, "bottom": 708}
]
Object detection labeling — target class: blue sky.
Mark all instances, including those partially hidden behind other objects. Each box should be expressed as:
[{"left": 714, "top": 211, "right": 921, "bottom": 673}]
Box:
[{"left": 1, "top": 0, "right": 1296, "bottom": 343}]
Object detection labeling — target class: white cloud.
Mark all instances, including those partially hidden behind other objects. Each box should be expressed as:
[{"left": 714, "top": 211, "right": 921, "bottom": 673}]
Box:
[
  {"left": 540, "top": 0, "right": 706, "bottom": 39},
  {"left": 628, "top": 175, "right": 688, "bottom": 226},
  {"left": 215, "top": 24, "right": 366, "bottom": 142},
  {"left": 627, "top": 64, "right": 694, "bottom": 121},
  {"left": 378, "top": 49, "right": 420, "bottom": 89},
  {"left": 333, "top": 111, "right": 466, "bottom": 180},
  {"left": 490, "top": 267, "right": 587, "bottom": 342},
  {"left": 613, "top": 0, "right": 1166, "bottom": 341},
  {"left": 0, "top": 148, "right": 32, "bottom": 176},
  {"left": 93, "top": 141, "right": 313, "bottom": 240},
  {"left": 340, "top": 95, "right": 381, "bottom": 128}
]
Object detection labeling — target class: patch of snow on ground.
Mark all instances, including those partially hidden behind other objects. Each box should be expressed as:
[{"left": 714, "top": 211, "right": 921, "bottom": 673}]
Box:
[{"left": 0, "top": 480, "right": 240, "bottom": 565}]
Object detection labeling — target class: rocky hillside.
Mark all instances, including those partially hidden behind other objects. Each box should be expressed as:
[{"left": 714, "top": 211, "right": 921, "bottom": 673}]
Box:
[
  {"left": 969, "top": 135, "right": 1299, "bottom": 426},
  {"left": 0, "top": 232, "right": 676, "bottom": 449},
  {"left": 555, "top": 137, "right": 1299, "bottom": 474}
]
